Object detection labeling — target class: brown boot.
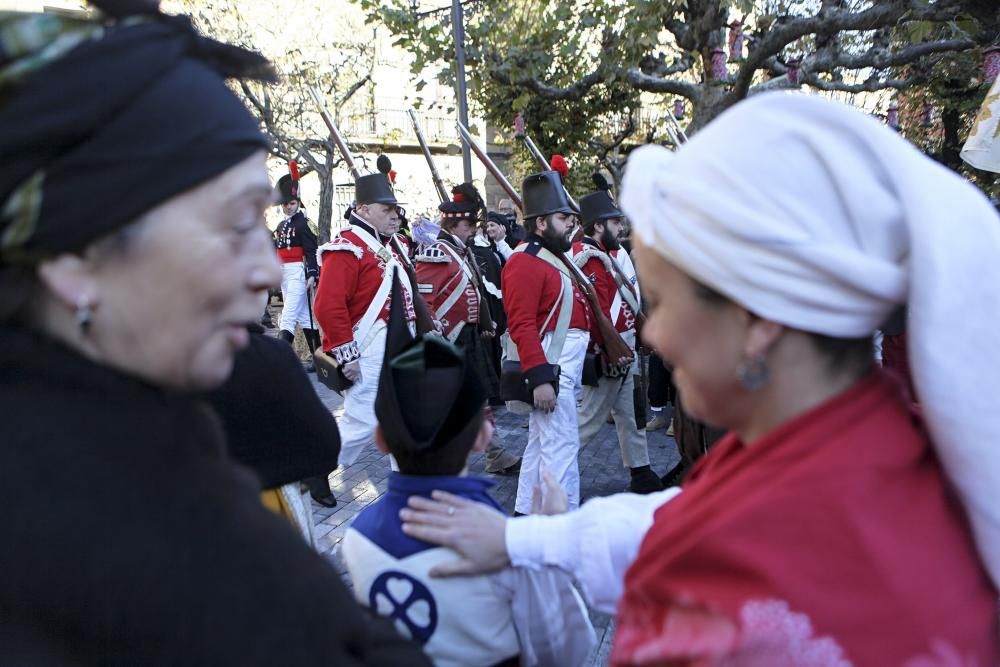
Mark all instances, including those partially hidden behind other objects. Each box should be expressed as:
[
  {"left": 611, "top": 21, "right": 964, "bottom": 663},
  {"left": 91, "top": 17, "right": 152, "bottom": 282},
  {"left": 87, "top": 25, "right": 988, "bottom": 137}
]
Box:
[{"left": 484, "top": 444, "right": 521, "bottom": 475}]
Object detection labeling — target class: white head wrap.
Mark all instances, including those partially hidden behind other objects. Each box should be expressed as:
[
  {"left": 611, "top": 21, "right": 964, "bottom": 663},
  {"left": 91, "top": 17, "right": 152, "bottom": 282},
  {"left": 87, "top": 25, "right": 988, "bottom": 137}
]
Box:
[{"left": 622, "top": 92, "right": 1000, "bottom": 589}]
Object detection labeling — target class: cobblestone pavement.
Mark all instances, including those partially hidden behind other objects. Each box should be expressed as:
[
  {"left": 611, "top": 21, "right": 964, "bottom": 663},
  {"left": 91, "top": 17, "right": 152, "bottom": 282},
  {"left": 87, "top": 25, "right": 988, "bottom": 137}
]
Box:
[{"left": 305, "top": 369, "right": 679, "bottom": 666}]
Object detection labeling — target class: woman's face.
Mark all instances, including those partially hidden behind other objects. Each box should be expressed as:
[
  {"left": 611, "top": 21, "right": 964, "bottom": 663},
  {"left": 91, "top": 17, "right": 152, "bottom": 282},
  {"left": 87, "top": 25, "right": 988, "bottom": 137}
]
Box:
[
  {"left": 634, "top": 239, "right": 752, "bottom": 428},
  {"left": 82, "top": 150, "right": 280, "bottom": 391},
  {"left": 485, "top": 220, "right": 505, "bottom": 241}
]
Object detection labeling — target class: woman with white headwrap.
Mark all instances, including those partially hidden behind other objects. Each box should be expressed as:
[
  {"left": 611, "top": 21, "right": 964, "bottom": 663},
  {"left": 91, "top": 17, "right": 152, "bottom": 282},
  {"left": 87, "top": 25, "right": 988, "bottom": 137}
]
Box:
[{"left": 399, "top": 92, "right": 999, "bottom": 664}]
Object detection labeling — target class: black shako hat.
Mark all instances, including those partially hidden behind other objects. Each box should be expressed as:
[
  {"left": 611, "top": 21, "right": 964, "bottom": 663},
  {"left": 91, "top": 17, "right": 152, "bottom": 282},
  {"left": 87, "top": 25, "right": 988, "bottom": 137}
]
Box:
[
  {"left": 355, "top": 173, "right": 400, "bottom": 206},
  {"left": 579, "top": 173, "right": 623, "bottom": 227},
  {"left": 439, "top": 182, "right": 484, "bottom": 222},
  {"left": 375, "top": 270, "right": 486, "bottom": 454},
  {"left": 355, "top": 154, "right": 403, "bottom": 206},
  {"left": 522, "top": 170, "right": 574, "bottom": 220}
]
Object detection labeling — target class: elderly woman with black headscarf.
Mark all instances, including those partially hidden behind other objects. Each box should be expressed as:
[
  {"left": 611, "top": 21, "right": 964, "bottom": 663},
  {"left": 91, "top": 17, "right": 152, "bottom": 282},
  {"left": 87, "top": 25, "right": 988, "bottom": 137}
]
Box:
[
  {"left": 398, "top": 92, "right": 1000, "bottom": 665},
  {"left": 0, "top": 2, "right": 429, "bottom": 664}
]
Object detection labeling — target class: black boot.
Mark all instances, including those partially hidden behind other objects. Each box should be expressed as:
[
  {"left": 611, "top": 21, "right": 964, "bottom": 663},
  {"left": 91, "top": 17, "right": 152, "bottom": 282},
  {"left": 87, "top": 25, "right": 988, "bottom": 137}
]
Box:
[
  {"left": 303, "top": 328, "right": 321, "bottom": 373},
  {"left": 278, "top": 329, "right": 295, "bottom": 345},
  {"left": 660, "top": 462, "right": 687, "bottom": 488},
  {"left": 629, "top": 465, "right": 665, "bottom": 494},
  {"left": 304, "top": 474, "right": 337, "bottom": 508}
]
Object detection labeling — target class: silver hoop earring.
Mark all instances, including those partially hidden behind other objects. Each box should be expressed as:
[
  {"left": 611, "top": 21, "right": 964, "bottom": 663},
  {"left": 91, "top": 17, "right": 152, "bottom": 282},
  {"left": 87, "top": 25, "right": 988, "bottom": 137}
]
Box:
[
  {"left": 738, "top": 354, "right": 769, "bottom": 391},
  {"left": 75, "top": 298, "right": 92, "bottom": 335}
]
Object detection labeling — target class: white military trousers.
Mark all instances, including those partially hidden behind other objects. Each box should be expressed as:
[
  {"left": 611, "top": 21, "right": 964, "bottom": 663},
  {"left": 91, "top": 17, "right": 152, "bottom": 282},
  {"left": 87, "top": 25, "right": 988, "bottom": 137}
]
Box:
[
  {"left": 337, "top": 326, "right": 386, "bottom": 467},
  {"left": 515, "top": 329, "right": 588, "bottom": 515},
  {"left": 279, "top": 262, "right": 314, "bottom": 333}
]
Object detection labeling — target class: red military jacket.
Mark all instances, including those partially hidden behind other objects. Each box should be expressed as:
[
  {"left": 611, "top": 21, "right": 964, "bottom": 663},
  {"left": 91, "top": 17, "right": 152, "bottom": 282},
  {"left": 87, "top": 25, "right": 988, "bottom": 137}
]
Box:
[
  {"left": 415, "top": 231, "right": 480, "bottom": 341},
  {"left": 314, "top": 217, "right": 415, "bottom": 364},
  {"left": 571, "top": 237, "right": 638, "bottom": 335},
  {"left": 501, "top": 235, "right": 593, "bottom": 391}
]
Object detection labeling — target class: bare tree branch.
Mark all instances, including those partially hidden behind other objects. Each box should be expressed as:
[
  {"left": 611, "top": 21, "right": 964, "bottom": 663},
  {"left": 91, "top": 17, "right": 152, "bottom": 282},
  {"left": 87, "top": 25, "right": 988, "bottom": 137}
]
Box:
[
  {"left": 800, "top": 72, "right": 922, "bottom": 93},
  {"left": 336, "top": 72, "right": 372, "bottom": 107},
  {"left": 728, "top": 0, "right": 968, "bottom": 103},
  {"left": 624, "top": 67, "right": 700, "bottom": 99},
  {"left": 808, "top": 37, "right": 978, "bottom": 72},
  {"left": 488, "top": 63, "right": 609, "bottom": 101}
]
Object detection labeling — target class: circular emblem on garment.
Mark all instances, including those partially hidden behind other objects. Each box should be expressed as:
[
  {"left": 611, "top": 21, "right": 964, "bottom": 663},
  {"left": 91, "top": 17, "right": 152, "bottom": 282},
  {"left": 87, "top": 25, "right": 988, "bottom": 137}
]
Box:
[{"left": 369, "top": 571, "right": 438, "bottom": 644}]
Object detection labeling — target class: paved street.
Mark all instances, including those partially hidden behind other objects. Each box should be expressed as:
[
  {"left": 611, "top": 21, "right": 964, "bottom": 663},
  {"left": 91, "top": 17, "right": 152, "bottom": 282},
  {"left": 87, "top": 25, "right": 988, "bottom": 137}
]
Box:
[{"left": 304, "top": 366, "right": 680, "bottom": 666}]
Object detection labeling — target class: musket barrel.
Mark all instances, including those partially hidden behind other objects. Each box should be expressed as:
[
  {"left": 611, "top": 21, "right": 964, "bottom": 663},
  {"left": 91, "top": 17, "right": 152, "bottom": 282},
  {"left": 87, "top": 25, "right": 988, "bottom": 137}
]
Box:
[
  {"left": 520, "top": 134, "right": 579, "bottom": 211},
  {"left": 408, "top": 109, "right": 450, "bottom": 203},
  {"left": 455, "top": 121, "right": 523, "bottom": 210},
  {"left": 307, "top": 85, "right": 362, "bottom": 180}
]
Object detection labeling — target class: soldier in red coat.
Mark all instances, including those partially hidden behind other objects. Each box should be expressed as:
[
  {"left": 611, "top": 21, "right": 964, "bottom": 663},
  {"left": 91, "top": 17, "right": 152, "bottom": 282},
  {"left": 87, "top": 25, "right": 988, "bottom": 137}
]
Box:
[
  {"left": 313, "top": 171, "right": 415, "bottom": 466},
  {"left": 502, "top": 171, "right": 595, "bottom": 514},
  {"left": 416, "top": 183, "right": 521, "bottom": 475},
  {"left": 572, "top": 180, "right": 663, "bottom": 494}
]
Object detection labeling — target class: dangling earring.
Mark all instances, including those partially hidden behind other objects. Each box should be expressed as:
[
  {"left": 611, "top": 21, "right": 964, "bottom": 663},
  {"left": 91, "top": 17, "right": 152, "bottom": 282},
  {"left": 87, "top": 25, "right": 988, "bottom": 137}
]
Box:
[
  {"left": 738, "top": 354, "right": 769, "bottom": 390},
  {"left": 75, "top": 296, "right": 92, "bottom": 335}
]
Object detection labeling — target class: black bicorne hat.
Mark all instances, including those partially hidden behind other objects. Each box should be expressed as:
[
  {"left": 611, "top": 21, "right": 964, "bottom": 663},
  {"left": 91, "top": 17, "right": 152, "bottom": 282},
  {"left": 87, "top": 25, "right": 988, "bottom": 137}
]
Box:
[
  {"left": 276, "top": 174, "right": 298, "bottom": 205},
  {"left": 522, "top": 170, "right": 574, "bottom": 220},
  {"left": 375, "top": 271, "right": 486, "bottom": 454},
  {"left": 275, "top": 160, "right": 301, "bottom": 205}
]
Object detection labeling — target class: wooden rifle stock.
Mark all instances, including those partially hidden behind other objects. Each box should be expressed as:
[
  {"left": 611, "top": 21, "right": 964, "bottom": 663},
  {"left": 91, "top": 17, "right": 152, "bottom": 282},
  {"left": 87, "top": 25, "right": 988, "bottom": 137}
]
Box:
[
  {"left": 458, "top": 119, "right": 633, "bottom": 362},
  {"left": 408, "top": 109, "right": 449, "bottom": 204},
  {"left": 557, "top": 253, "right": 634, "bottom": 365}
]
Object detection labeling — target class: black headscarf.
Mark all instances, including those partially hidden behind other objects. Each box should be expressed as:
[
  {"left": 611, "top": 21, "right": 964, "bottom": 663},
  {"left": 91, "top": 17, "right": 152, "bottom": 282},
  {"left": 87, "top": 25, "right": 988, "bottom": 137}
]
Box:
[{"left": 0, "top": 0, "right": 276, "bottom": 264}]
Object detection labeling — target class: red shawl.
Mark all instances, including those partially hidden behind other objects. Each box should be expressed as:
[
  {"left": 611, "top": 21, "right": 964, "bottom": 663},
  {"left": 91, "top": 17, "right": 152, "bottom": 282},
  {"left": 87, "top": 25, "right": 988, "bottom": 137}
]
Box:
[{"left": 613, "top": 371, "right": 998, "bottom": 666}]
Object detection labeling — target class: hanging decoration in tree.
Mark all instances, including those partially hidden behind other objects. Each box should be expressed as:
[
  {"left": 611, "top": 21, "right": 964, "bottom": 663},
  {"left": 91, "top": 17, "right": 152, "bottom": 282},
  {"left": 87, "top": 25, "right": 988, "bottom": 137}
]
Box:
[
  {"left": 728, "top": 20, "right": 744, "bottom": 61},
  {"left": 711, "top": 48, "right": 727, "bottom": 82},
  {"left": 514, "top": 112, "right": 525, "bottom": 136},
  {"left": 920, "top": 100, "right": 934, "bottom": 128},
  {"left": 984, "top": 46, "right": 1000, "bottom": 84},
  {"left": 673, "top": 98, "right": 685, "bottom": 120},
  {"left": 786, "top": 58, "right": 802, "bottom": 86},
  {"left": 887, "top": 100, "right": 900, "bottom": 130}
]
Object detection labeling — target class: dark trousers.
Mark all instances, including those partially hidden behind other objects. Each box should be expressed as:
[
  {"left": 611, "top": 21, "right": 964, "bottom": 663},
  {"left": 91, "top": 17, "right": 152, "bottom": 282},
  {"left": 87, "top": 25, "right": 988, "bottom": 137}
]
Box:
[{"left": 647, "top": 353, "right": 676, "bottom": 409}]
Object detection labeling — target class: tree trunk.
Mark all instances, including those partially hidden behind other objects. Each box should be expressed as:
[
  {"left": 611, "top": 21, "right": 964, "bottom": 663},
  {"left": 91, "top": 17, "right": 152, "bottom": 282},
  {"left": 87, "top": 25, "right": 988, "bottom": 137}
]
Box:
[
  {"left": 317, "top": 149, "right": 336, "bottom": 244},
  {"left": 940, "top": 106, "right": 963, "bottom": 171},
  {"left": 689, "top": 85, "right": 728, "bottom": 134}
]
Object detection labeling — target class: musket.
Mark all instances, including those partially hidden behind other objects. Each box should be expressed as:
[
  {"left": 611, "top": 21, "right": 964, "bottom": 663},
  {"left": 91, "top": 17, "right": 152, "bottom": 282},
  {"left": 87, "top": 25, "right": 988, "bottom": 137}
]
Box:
[
  {"left": 407, "top": 109, "right": 450, "bottom": 204},
  {"left": 455, "top": 121, "right": 522, "bottom": 208},
  {"left": 308, "top": 85, "right": 362, "bottom": 180},
  {"left": 457, "top": 120, "right": 633, "bottom": 366},
  {"left": 307, "top": 85, "right": 438, "bottom": 336},
  {"left": 517, "top": 132, "right": 580, "bottom": 212},
  {"left": 409, "top": 118, "right": 497, "bottom": 337}
]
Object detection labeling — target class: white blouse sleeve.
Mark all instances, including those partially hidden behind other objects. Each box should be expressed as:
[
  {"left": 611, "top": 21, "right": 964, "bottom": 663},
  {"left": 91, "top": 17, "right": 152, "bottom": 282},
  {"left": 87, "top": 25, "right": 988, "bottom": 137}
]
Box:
[
  {"left": 504, "top": 488, "right": 681, "bottom": 614},
  {"left": 495, "top": 238, "right": 515, "bottom": 260}
]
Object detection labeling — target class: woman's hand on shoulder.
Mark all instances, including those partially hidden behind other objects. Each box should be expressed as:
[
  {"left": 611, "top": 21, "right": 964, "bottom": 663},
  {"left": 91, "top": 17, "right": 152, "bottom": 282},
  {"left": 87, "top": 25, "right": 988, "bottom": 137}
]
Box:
[{"left": 400, "top": 490, "right": 510, "bottom": 577}]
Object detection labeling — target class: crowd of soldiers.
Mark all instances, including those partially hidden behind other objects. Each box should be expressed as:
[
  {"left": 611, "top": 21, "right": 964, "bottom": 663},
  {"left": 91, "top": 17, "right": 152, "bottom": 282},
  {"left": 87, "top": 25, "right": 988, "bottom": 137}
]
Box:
[{"left": 270, "top": 156, "right": 678, "bottom": 512}]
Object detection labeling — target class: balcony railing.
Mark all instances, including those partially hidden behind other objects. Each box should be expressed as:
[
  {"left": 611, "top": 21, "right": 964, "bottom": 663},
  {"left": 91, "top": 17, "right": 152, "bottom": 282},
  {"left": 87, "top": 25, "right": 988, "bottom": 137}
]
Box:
[{"left": 339, "top": 108, "right": 459, "bottom": 145}]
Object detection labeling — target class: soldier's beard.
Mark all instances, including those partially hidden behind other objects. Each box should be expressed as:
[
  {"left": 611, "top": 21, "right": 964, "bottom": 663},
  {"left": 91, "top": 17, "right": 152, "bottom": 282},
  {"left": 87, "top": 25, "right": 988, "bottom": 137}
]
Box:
[
  {"left": 600, "top": 226, "right": 621, "bottom": 251},
  {"left": 541, "top": 222, "right": 572, "bottom": 253}
]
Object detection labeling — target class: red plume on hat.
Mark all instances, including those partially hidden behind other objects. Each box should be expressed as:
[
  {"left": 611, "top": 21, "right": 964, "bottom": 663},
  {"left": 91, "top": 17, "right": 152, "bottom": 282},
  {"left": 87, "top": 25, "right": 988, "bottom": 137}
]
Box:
[
  {"left": 550, "top": 154, "right": 568, "bottom": 180},
  {"left": 288, "top": 160, "right": 300, "bottom": 198}
]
